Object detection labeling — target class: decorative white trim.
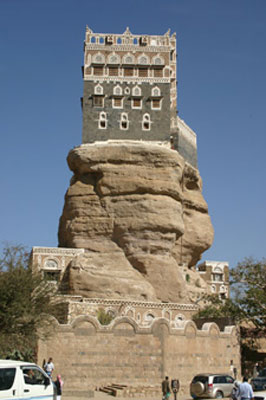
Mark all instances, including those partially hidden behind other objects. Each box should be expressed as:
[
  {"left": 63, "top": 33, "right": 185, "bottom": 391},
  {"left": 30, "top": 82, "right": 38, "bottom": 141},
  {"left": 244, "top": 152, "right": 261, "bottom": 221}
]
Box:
[
  {"left": 83, "top": 76, "right": 170, "bottom": 84},
  {"left": 85, "top": 45, "right": 171, "bottom": 53}
]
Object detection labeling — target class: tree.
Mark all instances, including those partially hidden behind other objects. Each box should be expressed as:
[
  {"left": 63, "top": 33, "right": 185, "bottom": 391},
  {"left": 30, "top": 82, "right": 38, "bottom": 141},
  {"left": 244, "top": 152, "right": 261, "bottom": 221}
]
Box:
[
  {"left": 193, "top": 257, "right": 266, "bottom": 331},
  {"left": 230, "top": 257, "right": 266, "bottom": 330},
  {"left": 0, "top": 244, "right": 59, "bottom": 361}
]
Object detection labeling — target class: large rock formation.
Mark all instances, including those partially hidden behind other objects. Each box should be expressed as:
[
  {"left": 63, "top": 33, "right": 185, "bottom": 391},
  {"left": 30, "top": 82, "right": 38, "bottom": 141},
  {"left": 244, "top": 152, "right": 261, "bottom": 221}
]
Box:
[{"left": 58, "top": 142, "right": 214, "bottom": 303}]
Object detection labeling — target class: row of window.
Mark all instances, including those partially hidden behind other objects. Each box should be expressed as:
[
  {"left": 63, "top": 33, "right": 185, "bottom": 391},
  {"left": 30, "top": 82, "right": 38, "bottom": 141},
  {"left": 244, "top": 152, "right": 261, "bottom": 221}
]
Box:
[
  {"left": 88, "top": 52, "right": 165, "bottom": 66},
  {"left": 95, "top": 83, "right": 161, "bottom": 97},
  {"left": 85, "top": 66, "right": 165, "bottom": 78},
  {"left": 98, "top": 112, "right": 152, "bottom": 131},
  {"left": 93, "top": 96, "right": 161, "bottom": 110}
]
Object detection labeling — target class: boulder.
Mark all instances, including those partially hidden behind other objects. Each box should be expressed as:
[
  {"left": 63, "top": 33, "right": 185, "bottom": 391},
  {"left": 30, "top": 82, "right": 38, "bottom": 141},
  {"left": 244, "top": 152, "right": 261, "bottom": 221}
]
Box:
[{"left": 58, "top": 142, "right": 214, "bottom": 303}]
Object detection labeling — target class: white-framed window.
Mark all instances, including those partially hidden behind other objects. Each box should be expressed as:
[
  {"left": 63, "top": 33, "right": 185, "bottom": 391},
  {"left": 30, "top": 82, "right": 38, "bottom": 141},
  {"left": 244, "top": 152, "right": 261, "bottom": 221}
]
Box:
[
  {"left": 124, "top": 67, "right": 134, "bottom": 76},
  {"left": 93, "top": 66, "right": 104, "bottom": 76},
  {"left": 120, "top": 113, "right": 129, "bottom": 130},
  {"left": 94, "top": 84, "right": 103, "bottom": 95},
  {"left": 131, "top": 98, "right": 142, "bottom": 109},
  {"left": 93, "top": 96, "right": 104, "bottom": 107},
  {"left": 113, "top": 85, "right": 122, "bottom": 96},
  {"left": 138, "top": 54, "right": 149, "bottom": 65},
  {"left": 151, "top": 98, "right": 161, "bottom": 110},
  {"left": 152, "top": 55, "right": 164, "bottom": 66},
  {"left": 109, "top": 66, "right": 119, "bottom": 76},
  {"left": 138, "top": 67, "right": 148, "bottom": 77},
  {"left": 92, "top": 52, "right": 105, "bottom": 64},
  {"left": 132, "top": 86, "right": 142, "bottom": 96},
  {"left": 108, "top": 53, "right": 120, "bottom": 64},
  {"left": 112, "top": 97, "right": 123, "bottom": 109},
  {"left": 98, "top": 112, "right": 107, "bottom": 129},
  {"left": 151, "top": 86, "right": 161, "bottom": 97},
  {"left": 142, "top": 113, "right": 151, "bottom": 131},
  {"left": 153, "top": 67, "right": 163, "bottom": 77},
  {"left": 123, "top": 53, "right": 135, "bottom": 64}
]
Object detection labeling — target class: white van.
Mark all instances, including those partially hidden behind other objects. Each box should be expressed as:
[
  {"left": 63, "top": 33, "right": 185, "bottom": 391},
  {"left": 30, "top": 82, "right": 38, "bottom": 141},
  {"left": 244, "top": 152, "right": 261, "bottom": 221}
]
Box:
[{"left": 0, "top": 360, "right": 56, "bottom": 400}]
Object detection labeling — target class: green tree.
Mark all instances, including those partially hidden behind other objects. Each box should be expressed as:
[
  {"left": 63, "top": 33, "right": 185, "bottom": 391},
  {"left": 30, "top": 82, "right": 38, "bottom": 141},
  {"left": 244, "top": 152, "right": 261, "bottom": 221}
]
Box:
[
  {"left": 0, "top": 244, "right": 59, "bottom": 361},
  {"left": 193, "top": 257, "right": 266, "bottom": 331}
]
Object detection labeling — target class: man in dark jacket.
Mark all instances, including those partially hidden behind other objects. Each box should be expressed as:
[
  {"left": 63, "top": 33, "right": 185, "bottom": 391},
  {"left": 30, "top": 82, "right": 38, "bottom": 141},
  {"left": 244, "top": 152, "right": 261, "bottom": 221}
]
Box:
[{"left": 162, "top": 376, "right": 171, "bottom": 400}]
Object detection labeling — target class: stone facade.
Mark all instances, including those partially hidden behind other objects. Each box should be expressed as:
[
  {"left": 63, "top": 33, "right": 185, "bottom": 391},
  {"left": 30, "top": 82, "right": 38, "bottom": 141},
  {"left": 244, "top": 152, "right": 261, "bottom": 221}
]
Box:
[
  {"left": 38, "top": 312, "right": 241, "bottom": 396},
  {"left": 197, "top": 260, "right": 230, "bottom": 299}
]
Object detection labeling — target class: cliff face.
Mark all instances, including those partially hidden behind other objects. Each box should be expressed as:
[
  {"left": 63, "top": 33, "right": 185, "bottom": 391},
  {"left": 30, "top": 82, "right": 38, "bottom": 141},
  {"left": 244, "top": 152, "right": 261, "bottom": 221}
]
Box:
[{"left": 58, "top": 142, "right": 214, "bottom": 303}]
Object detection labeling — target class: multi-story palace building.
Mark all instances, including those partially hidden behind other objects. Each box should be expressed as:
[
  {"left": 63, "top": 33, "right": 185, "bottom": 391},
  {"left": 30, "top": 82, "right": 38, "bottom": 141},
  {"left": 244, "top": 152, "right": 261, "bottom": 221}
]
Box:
[{"left": 81, "top": 27, "right": 198, "bottom": 167}]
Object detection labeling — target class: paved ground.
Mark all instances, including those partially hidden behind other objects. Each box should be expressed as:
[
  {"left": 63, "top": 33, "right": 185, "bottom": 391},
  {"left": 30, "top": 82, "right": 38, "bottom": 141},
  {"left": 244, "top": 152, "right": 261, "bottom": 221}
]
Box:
[{"left": 62, "top": 390, "right": 192, "bottom": 400}]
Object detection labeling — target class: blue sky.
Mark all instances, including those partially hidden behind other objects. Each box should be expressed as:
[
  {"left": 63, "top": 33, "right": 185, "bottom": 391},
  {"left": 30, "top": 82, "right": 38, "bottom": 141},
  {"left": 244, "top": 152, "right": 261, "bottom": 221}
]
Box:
[{"left": 1, "top": 0, "right": 265, "bottom": 270}]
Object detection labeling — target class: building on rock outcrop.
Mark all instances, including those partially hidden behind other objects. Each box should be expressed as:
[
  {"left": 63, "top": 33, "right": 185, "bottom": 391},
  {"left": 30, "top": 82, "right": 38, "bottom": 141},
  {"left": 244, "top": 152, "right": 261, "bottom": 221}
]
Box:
[
  {"left": 81, "top": 27, "right": 198, "bottom": 168},
  {"left": 31, "top": 27, "right": 239, "bottom": 396}
]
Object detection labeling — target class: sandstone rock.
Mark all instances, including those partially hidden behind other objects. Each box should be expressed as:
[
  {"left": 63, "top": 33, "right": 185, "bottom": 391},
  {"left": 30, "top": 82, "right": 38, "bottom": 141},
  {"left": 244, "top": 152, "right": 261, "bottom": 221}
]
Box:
[{"left": 58, "top": 142, "right": 214, "bottom": 303}]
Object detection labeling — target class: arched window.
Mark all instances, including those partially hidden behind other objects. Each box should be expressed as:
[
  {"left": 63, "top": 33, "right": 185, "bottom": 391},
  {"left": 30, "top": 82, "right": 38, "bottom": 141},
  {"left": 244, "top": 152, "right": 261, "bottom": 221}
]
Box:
[
  {"left": 151, "top": 86, "right": 161, "bottom": 97},
  {"left": 123, "top": 53, "right": 134, "bottom": 64},
  {"left": 142, "top": 114, "right": 151, "bottom": 131},
  {"left": 152, "top": 56, "right": 164, "bottom": 65},
  {"left": 151, "top": 86, "right": 161, "bottom": 110},
  {"left": 99, "top": 112, "right": 107, "bottom": 129},
  {"left": 120, "top": 113, "right": 129, "bottom": 130},
  {"left": 113, "top": 85, "right": 122, "bottom": 96},
  {"left": 138, "top": 54, "right": 149, "bottom": 65},
  {"left": 132, "top": 86, "right": 141, "bottom": 96},
  {"left": 132, "top": 86, "right": 142, "bottom": 109},
  {"left": 94, "top": 84, "right": 103, "bottom": 95},
  {"left": 92, "top": 53, "right": 105, "bottom": 64},
  {"left": 108, "top": 53, "right": 120, "bottom": 64}
]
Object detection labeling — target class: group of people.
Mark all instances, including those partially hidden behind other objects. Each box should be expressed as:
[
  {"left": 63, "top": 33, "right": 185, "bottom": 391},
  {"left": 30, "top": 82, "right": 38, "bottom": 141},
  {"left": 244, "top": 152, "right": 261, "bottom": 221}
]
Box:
[{"left": 43, "top": 357, "right": 63, "bottom": 400}]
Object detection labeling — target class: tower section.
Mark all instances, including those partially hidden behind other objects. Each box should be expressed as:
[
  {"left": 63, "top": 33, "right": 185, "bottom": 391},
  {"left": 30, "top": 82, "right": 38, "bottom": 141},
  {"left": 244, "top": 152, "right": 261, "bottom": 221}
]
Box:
[{"left": 82, "top": 27, "right": 177, "bottom": 144}]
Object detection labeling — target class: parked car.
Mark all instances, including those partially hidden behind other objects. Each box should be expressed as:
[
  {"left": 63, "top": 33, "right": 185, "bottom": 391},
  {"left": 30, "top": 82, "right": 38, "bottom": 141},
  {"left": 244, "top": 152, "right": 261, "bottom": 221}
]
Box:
[
  {"left": 0, "top": 359, "right": 56, "bottom": 400},
  {"left": 251, "top": 369, "right": 266, "bottom": 391},
  {"left": 190, "top": 373, "right": 235, "bottom": 399},
  {"left": 254, "top": 390, "right": 266, "bottom": 400}
]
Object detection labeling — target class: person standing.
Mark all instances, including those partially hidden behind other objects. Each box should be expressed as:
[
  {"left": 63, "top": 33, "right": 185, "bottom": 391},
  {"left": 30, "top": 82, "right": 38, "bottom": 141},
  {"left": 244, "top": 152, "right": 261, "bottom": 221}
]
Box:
[
  {"left": 237, "top": 377, "right": 254, "bottom": 400},
  {"left": 44, "top": 357, "right": 54, "bottom": 377},
  {"left": 253, "top": 363, "right": 259, "bottom": 378},
  {"left": 162, "top": 376, "right": 171, "bottom": 400},
  {"left": 54, "top": 374, "right": 64, "bottom": 400}
]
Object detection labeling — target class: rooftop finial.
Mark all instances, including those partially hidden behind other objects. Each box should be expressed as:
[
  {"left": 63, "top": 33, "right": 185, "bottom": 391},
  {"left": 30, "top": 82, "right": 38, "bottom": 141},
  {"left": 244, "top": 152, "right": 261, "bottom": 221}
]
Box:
[{"left": 124, "top": 27, "right": 131, "bottom": 35}]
